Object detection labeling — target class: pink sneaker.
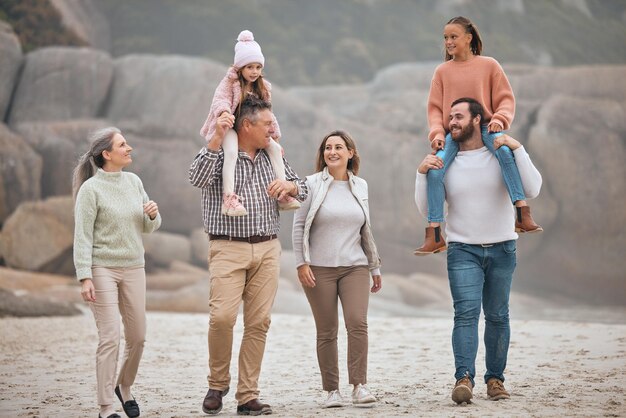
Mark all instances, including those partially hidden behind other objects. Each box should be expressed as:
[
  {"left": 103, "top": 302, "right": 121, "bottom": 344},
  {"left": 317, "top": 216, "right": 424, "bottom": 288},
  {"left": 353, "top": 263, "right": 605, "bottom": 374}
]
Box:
[
  {"left": 278, "top": 194, "right": 300, "bottom": 211},
  {"left": 222, "top": 193, "right": 247, "bottom": 217}
]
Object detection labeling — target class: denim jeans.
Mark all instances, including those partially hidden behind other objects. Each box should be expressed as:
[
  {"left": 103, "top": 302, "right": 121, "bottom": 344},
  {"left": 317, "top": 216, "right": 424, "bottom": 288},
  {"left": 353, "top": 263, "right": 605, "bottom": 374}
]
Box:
[
  {"left": 446, "top": 240, "right": 517, "bottom": 384},
  {"left": 426, "top": 126, "right": 526, "bottom": 222}
]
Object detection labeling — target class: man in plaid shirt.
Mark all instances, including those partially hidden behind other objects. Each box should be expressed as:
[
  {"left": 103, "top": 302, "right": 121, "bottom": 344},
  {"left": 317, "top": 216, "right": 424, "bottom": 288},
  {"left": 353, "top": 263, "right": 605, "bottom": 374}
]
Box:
[{"left": 190, "top": 96, "right": 307, "bottom": 416}]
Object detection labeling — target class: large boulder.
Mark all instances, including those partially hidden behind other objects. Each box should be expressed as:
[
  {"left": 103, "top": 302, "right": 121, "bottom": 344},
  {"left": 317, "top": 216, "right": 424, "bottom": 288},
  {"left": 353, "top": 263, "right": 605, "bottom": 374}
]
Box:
[
  {"left": 0, "top": 124, "right": 42, "bottom": 225},
  {"left": 0, "top": 288, "right": 80, "bottom": 317},
  {"left": 524, "top": 95, "right": 626, "bottom": 304},
  {"left": 7, "top": 47, "right": 113, "bottom": 126},
  {"left": 14, "top": 119, "right": 111, "bottom": 198},
  {"left": 142, "top": 231, "right": 192, "bottom": 268},
  {"left": 0, "top": 196, "right": 74, "bottom": 275},
  {"left": 123, "top": 134, "right": 204, "bottom": 235},
  {"left": 0, "top": 21, "right": 22, "bottom": 122},
  {"left": 106, "top": 55, "right": 227, "bottom": 139},
  {"left": 49, "top": 0, "right": 111, "bottom": 51}
]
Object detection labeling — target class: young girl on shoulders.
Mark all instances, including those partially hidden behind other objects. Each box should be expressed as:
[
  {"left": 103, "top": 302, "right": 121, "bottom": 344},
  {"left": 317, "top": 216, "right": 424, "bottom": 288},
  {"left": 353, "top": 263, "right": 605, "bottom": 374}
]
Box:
[
  {"left": 415, "top": 16, "right": 542, "bottom": 255},
  {"left": 199, "top": 30, "right": 299, "bottom": 216}
]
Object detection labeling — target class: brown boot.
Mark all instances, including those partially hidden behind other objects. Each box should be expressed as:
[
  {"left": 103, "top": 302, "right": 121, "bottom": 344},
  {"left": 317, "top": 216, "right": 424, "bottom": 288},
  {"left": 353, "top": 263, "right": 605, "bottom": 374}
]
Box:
[
  {"left": 414, "top": 226, "right": 447, "bottom": 256},
  {"left": 451, "top": 376, "right": 473, "bottom": 404},
  {"left": 486, "top": 378, "right": 510, "bottom": 401},
  {"left": 202, "top": 387, "right": 229, "bottom": 415},
  {"left": 515, "top": 206, "right": 543, "bottom": 233}
]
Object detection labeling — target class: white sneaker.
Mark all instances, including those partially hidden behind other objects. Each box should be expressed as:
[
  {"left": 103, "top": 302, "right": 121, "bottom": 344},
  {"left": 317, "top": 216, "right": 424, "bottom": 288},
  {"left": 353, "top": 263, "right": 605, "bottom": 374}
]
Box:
[
  {"left": 323, "top": 389, "right": 345, "bottom": 408},
  {"left": 352, "top": 384, "right": 376, "bottom": 407}
]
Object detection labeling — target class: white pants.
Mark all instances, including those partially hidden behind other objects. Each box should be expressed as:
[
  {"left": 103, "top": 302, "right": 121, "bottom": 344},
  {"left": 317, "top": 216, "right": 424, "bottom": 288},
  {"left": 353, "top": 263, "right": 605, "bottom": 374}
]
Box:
[{"left": 222, "top": 129, "right": 284, "bottom": 194}]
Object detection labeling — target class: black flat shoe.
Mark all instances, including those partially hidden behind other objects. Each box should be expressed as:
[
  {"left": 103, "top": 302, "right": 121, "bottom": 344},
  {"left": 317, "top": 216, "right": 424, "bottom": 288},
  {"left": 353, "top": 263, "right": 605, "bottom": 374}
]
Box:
[
  {"left": 115, "top": 386, "right": 140, "bottom": 418},
  {"left": 99, "top": 414, "right": 121, "bottom": 418}
]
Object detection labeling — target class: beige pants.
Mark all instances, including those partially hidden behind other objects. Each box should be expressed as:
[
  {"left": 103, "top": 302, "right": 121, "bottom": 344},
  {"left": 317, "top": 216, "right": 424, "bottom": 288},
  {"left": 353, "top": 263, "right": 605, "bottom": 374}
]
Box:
[
  {"left": 90, "top": 266, "right": 146, "bottom": 407},
  {"left": 304, "top": 265, "right": 370, "bottom": 391},
  {"left": 207, "top": 238, "right": 280, "bottom": 404}
]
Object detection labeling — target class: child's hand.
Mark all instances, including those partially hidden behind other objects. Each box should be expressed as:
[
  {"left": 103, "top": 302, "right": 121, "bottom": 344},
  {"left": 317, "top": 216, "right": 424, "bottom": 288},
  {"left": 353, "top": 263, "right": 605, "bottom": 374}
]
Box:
[
  {"left": 488, "top": 121, "right": 503, "bottom": 133},
  {"left": 431, "top": 137, "right": 445, "bottom": 151}
]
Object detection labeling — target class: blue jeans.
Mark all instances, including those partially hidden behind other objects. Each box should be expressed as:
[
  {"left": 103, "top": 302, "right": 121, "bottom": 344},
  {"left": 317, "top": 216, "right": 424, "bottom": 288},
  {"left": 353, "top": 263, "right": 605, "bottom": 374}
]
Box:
[
  {"left": 446, "top": 240, "right": 517, "bottom": 384},
  {"left": 426, "top": 126, "right": 526, "bottom": 222}
]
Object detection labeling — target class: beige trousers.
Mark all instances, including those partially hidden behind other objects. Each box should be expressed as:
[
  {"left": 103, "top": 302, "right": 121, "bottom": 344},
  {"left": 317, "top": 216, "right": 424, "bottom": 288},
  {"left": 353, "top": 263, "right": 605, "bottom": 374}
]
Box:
[
  {"left": 304, "top": 265, "right": 370, "bottom": 391},
  {"left": 90, "top": 266, "right": 146, "bottom": 407},
  {"left": 206, "top": 238, "right": 280, "bottom": 404}
]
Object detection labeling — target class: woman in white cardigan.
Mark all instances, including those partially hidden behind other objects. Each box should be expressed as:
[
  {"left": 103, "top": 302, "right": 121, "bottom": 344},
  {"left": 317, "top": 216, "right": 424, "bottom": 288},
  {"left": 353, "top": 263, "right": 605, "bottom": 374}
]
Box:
[{"left": 292, "top": 130, "right": 382, "bottom": 409}]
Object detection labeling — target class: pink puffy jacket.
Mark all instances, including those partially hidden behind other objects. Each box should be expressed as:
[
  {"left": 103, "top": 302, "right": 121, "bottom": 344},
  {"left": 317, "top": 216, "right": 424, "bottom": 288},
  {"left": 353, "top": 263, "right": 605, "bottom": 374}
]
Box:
[{"left": 199, "top": 67, "right": 281, "bottom": 140}]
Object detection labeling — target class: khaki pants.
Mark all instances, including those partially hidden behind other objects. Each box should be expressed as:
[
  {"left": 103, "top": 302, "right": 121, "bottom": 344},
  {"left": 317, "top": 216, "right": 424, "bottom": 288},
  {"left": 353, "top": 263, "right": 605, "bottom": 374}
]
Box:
[
  {"left": 207, "top": 239, "right": 280, "bottom": 404},
  {"left": 90, "top": 266, "right": 146, "bottom": 407},
  {"left": 304, "top": 265, "right": 370, "bottom": 391}
]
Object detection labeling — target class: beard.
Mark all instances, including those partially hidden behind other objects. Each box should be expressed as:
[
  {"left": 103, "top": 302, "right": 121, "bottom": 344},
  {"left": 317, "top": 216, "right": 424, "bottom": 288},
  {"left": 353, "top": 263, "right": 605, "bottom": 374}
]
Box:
[{"left": 450, "top": 122, "right": 475, "bottom": 143}]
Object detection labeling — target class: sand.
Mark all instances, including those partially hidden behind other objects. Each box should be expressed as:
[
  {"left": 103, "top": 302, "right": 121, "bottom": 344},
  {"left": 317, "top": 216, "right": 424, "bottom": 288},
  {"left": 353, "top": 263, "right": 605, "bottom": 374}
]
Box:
[{"left": 1, "top": 310, "right": 625, "bottom": 418}]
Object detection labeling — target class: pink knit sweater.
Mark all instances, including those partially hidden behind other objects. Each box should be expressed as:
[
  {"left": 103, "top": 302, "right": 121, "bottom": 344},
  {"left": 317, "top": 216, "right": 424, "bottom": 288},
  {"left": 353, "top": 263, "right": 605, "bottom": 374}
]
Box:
[
  {"left": 199, "top": 67, "right": 281, "bottom": 140},
  {"left": 427, "top": 55, "right": 515, "bottom": 142}
]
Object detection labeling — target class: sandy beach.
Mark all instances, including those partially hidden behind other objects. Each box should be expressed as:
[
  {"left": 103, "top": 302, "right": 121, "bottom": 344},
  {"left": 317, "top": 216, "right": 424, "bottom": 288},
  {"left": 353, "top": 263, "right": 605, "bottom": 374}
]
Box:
[{"left": 1, "top": 309, "right": 625, "bottom": 418}]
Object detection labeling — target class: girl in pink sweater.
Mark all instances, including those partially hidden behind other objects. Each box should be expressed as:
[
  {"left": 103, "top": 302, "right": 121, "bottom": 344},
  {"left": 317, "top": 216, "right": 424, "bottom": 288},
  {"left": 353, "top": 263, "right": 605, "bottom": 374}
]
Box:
[
  {"left": 199, "top": 30, "right": 300, "bottom": 216},
  {"left": 415, "top": 16, "right": 542, "bottom": 255}
]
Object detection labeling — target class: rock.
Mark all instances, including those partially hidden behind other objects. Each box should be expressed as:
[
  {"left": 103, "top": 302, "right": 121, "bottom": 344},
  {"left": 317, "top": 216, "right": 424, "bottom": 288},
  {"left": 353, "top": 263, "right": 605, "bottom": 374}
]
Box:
[
  {"left": 190, "top": 228, "right": 208, "bottom": 266},
  {"left": 0, "top": 196, "right": 74, "bottom": 274},
  {"left": 0, "top": 21, "right": 22, "bottom": 121},
  {"left": 107, "top": 55, "right": 227, "bottom": 139},
  {"left": 0, "top": 123, "right": 42, "bottom": 224},
  {"left": 49, "top": 0, "right": 111, "bottom": 51},
  {"left": 123, "top": 134, "right": 204, "bottom": 235},
  {"left": 142, "top": 230, "right": 192, "bottom": 267},
  {"left": 7, "top": 47, "right": 113, "bottom": 126},
  {"left": 0, "top": 288, "right": 80, "bottom": 317},
  {"left": 0, "top": 266, "right": 74, "bottom": 291},
  {"left": 14, "top": 119, "right": 111, "bottom": 198},
  {"left": 525, "top": 95, "right": 626, "bottom": 303}
]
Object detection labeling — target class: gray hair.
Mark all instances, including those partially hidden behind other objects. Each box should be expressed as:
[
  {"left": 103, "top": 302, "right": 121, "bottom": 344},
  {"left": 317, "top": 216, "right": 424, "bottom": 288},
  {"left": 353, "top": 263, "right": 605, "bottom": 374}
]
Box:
[{"left": 71, "top": 127, "right": 121, "bottom": 200}]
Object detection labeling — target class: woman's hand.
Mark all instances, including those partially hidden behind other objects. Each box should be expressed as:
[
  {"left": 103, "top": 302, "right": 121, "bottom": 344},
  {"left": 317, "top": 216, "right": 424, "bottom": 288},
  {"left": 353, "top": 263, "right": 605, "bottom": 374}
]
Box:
[
  {"left": 80, "top": 279, "right": 96, "bottom": 302},
  {"left": 297, "top": 264, "right": 316, "bottom": 288},
  {"left": 371, "top": 274, "right": 382, "bottom": 293},
  {"left": 143, "top": 200, "right": 159, "bottom": 220}
]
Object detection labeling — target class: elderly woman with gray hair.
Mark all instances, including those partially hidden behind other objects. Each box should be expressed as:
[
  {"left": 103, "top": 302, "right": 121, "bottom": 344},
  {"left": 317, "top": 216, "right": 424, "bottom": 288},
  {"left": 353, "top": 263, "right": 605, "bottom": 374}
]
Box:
[{"left": 72, "top": 127, "right": 161, "bottom": 418}]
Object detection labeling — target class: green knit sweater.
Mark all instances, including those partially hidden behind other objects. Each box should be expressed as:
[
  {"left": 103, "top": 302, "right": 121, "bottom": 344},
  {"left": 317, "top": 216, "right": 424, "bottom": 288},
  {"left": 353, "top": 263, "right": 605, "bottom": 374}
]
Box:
[{"left": 73, "top": 169, "right": 161, "bottom": 281}]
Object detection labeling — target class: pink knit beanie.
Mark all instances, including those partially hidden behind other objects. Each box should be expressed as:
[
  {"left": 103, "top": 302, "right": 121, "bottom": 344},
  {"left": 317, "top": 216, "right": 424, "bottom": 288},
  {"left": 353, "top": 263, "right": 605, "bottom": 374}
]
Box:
[{"left": 233, "top": 30, "right": 265, "bottom": 69}]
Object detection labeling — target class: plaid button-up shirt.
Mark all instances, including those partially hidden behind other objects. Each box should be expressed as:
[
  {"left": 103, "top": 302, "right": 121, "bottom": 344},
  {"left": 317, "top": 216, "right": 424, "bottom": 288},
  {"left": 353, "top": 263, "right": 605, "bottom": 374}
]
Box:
[{"left": 189, "top": 146, "right": 308, "bottom": 237}]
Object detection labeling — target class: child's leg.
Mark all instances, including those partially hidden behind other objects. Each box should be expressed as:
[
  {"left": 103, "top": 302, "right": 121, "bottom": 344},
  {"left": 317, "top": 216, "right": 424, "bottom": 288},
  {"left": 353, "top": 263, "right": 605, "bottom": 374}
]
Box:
[
  {"left": 426, "top": 134, "right": 459, "bottom": 223},
  {"left": 221, "top": 129, "right": 247, "bottom": 216},
  {"left": 481, "top": 127, "right": 542, "bottom": 233},
  {"left": 222, "top": 129, "right": 239, "bottom": 195},
  {"left": 415, "top": 134, "right": 458, "bottom": 256},
  {"left": 481, "top": 127, "right": 526, "bottom": 204},
  {"left": 266, "top": 140, "right": 300, "bottom": 211},
  {"left": 266, "top": 139, "right": 285, "bottom": 181}
]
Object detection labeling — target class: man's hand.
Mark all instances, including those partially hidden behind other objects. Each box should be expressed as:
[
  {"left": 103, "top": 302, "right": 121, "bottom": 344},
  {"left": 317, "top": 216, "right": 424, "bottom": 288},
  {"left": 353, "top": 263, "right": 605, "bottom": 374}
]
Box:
[
  {"left": 493, "top": 134, "right": 521, "bottom": 151},
  {"left": 206, "top": 113, "right": 235, "bottom": 151},
  {"left": 267, "top": 179, "right": 297, "bottom": 200},
  {"left": 417, "top": 154, "right": 444, "bottom": 174}
]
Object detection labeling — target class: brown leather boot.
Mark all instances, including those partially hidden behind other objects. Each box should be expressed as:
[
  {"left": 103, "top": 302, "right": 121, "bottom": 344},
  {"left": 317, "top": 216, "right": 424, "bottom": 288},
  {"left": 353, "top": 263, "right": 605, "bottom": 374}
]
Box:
[
  {"left": 515, "top": 206, "right": 543, "bottom": 233},
  {"left": 202, "top": 387, "right": 229, "bottom": 415},
  {"left": 414, "top": 226, "right": 447, "bottom": 256}
]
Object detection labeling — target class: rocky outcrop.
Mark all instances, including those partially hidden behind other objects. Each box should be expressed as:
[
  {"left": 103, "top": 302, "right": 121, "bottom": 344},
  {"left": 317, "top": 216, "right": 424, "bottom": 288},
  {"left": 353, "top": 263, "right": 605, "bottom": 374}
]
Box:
[
  {"left": 143, "top": 231, "right": 192, "bottom": 268},
  {"left": 0, "top": 21, "right": 22, "bottom": 122},
  {"left": 49, "top": 0, "right": 111, "bottom": 51},
  {"left": 7, "top": 47, "right": 113, "bottom": 126},
  {"left": 0, "top": 124, "right": 42, "bottom": 224},
  {"left": 14, "top": 119, "right": 111, "bottom": 198},
  {"left": 0, "top": 288, "right": 80, "bottom": 317},
  {"left": 0, "top": 196, "right": 74, "bottom": 274}
]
